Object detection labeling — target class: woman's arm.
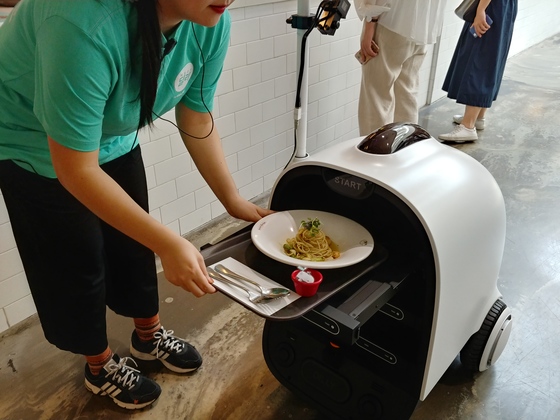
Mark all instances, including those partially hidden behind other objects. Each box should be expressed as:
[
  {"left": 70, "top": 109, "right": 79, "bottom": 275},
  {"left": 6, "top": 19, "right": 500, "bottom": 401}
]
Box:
[
  {"left": 175, "top": 102, "right": 273, "bottom": 222},
  {"left": 361, "top": 20, "right": 379, "bottom": 59},
  {"left": 472, "top": 0, "right": 492, "bottom": 38},
  {"left": 48, "top": 137, "right": 216, "bottom": 297}
]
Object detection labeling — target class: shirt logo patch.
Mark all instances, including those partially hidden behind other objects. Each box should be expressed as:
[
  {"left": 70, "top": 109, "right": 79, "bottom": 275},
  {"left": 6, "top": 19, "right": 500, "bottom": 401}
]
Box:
[{"left": 175, "top": 63, "right": 194, "bottom": 93}]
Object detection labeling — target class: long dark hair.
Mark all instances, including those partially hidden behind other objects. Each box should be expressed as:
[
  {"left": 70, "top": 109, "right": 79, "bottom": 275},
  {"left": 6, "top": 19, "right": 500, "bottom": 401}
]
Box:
[{"left": 133, "top": 0, "right": 162, "bottom": 129}]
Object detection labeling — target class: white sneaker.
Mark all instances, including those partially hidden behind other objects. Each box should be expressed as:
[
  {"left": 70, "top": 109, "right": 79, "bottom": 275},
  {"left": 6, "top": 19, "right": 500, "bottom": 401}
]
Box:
[
  {"left": 438, "top": 124, "right": 478, "bottom": 142},
  {"left": 453, "top": 114, "right": 485, "bottom": 130}
]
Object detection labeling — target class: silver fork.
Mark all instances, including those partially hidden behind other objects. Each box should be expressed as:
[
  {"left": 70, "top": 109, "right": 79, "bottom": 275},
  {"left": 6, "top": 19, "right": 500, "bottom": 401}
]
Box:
[
  {"left": 214, "top": 264, "right": 291, "bottom": 297},
  {"left": 208, "top": 268, "right": 272, "bottom": 304}
]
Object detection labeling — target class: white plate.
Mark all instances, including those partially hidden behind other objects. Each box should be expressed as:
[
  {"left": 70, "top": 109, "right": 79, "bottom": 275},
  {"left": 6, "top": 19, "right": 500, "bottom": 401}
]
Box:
[{"left": 251, "top": 210, "right": 374, "bottom": 269}]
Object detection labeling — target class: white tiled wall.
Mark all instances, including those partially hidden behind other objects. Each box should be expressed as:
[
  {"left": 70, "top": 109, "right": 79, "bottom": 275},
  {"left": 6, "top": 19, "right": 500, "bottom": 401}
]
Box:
[{"left": 1, "top": 0, "right": 558, "bottom": 334}]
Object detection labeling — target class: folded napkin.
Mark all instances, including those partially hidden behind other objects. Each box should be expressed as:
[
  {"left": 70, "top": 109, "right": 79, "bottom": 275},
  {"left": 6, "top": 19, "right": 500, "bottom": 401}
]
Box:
[{"left": 208, "top": 257, "right": 300, "bottom": 317}]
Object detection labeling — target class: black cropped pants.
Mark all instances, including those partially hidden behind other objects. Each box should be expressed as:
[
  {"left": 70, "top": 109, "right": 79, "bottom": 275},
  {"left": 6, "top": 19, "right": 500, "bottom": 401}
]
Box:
[{"left": 0, "top": 147, "right": 159, "bottom": 355}]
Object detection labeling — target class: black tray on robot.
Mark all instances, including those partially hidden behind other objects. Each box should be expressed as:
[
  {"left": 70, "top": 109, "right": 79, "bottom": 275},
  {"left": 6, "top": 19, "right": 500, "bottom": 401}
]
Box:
[{"left": 201, "top": 226, "right": 389, "bottom": 320}]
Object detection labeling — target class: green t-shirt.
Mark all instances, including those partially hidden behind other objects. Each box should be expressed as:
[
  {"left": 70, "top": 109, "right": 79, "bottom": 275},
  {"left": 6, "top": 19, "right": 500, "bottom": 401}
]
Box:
[{"left": 0, "top": 0, "right": 230, "bottom": 178}]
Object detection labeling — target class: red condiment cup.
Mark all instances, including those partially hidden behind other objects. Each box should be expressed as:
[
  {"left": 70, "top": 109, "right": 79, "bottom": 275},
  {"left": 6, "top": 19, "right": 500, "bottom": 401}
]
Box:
[{"left": 291, "top": 268, "right": 323, "bottom": 297}]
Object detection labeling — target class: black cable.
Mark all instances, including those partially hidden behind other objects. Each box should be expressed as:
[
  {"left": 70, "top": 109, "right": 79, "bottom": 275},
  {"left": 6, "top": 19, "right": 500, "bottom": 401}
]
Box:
[
  {"left": 151, "top": 22, "right": 215, "bottom": 140},
  {"left": 295, "top": 3, "right": 326, "bottom": 109}
]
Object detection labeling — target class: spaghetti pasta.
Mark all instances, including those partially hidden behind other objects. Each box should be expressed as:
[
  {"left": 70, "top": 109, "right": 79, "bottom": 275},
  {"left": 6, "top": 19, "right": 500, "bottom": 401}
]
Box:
[{"left": 283, "top": 218, "right": 340, "bottom": 262}]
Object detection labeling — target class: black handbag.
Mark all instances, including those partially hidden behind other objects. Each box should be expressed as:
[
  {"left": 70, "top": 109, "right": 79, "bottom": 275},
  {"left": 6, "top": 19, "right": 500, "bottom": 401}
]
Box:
[{"left": 455, "top": 0, "right": 479, "bottom": 22}]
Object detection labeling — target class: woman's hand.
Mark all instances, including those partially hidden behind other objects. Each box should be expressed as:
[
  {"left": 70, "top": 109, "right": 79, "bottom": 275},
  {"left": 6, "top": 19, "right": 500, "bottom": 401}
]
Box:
[
  {"left": 158, "top": 236, "right": 216, "bottom": 297},
  {"left": 471, "top": 10, "right": 491, "bottom": 38},
  {"left": 224, "top": 195, "right": 274, "bottom": 222},
  {"left": 361, "top": 21, "right": 379, "bottom": 60}
]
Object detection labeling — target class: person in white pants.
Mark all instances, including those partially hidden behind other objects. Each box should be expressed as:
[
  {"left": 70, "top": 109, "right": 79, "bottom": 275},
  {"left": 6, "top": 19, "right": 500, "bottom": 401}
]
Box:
[{"left": 355, "top": 0, "right": 446, "bottom": 136}]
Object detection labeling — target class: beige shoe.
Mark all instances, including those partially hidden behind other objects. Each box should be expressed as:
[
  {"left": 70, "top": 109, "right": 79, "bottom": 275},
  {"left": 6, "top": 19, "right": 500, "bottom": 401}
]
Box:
[
  {"left": 439, "top": 124, "right": 478, "bottom": 143},
  {"left": 453, "top": 114, "right": 485, "bottom": 130}
]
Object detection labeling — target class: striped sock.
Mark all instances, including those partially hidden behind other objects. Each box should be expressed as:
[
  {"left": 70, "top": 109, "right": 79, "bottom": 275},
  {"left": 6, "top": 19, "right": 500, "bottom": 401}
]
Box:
[
  {"left": 85, "top": 346, "right": 113, "bottom": 376},
  {"left": 134, "top": 314, "right": 161, "bottom": 342}
]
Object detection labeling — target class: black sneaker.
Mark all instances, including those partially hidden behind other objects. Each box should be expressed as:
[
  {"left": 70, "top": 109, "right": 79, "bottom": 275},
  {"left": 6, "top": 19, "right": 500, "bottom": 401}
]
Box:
[
  {"left": 84, "top": 354, "right": 161, "bottom": 410},
  {"left": 130, "top": 327, "right": 203, "bottom": 373}
]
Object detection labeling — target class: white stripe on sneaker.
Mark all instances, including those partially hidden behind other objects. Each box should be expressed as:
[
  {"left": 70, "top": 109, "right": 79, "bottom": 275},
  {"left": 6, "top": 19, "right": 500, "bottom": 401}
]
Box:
[{"left": 105, "top": 384, "right": 117, "bottom": 395}]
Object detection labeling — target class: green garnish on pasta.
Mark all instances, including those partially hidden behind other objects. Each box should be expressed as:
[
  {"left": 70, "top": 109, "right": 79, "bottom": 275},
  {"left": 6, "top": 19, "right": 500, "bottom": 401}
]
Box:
[{"left": 283, "top": 218, "right": 340, "bottom": 262}]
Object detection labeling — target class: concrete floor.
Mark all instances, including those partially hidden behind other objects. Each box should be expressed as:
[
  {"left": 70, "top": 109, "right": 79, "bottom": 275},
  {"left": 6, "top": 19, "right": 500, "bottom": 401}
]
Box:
[{"left": 1, "top": 33, "right": 560, "bottom": 420}]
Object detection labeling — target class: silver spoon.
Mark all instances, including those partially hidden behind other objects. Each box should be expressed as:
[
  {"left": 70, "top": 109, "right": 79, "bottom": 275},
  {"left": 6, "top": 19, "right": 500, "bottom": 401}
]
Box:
[
  {"left": 214, "top": 264, "right": 291, "bottom": 297},
  {"left": 208, "top": 268, "right": 285, "bottom": 303}
]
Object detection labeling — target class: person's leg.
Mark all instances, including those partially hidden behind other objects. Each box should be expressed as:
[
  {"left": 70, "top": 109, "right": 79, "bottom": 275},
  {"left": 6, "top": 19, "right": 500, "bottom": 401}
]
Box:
[
  {"left": 98, "top": 147, "right": 203, "bottom": 373},
  {"left": 89, "top": 147, "right": 167, "bottom": 407},
  {"left": 0, "top": 160, "right": 109, "bottom": 355},
  {"left": 393, "top": 43, "right": 428, "bottom": 124},
  {"left": 461, "top": 105, "right": 483, "bottom": 129},
  {"left": 134, "top": 314, "right": 162, "bottom": 342},
  {"left": 0, "top": 158, "right": 162, "bottom": 409},
  {"left": 453, "top": 105, "right": 487, "bottom": 130},
  {"left": 358, "top": 25, "right": 415, "bottom": 135},
  {"left": 98, "top": 146, "right": 159, "bottom": 319},
  {"left": 85, "top": 346, "right": 113, "bottom": 376}
]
